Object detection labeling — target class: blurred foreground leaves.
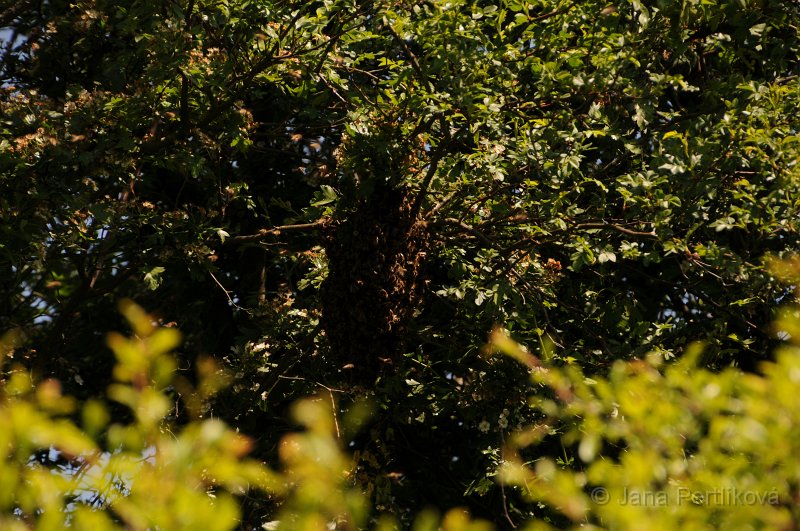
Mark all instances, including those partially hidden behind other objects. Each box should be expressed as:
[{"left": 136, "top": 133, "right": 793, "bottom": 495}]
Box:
[
  {"left": 492, "top": 258, "right": 800, "bottom": 529},
  {"left": 0, "top": 301, "right": 489, "bottom": 530},
  {"left": 3, "top": 257, "right": 800, "bottom": 529}
]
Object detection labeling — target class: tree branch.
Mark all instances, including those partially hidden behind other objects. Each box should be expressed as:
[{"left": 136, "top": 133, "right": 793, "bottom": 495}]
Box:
[
  {"left": 425, "top": 188, "right": 458, "bottom": 219},
  {"left": 385, "top": 23, "right": 425, "bottom": 82},
  {"left": 223, "top": 221, "right": 325, "bottom": 245},
  {"left": 575, "top": 222, "right": 659, "bottom": 240},
  {"left": 410, "top": 145, "right": 446, "bottom": 220},
  {"left": 442, "top": 218, "right": 495, "bottom": 247}
]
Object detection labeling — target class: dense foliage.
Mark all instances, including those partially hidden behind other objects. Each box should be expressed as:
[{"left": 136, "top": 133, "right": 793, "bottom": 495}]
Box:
[
  {"left": 3, "top": 275, "right": 800, "bottom": 530},
  {"left": 494, "top": 274, "right": 800, "bottom": 529},
  {"left": 0, "top": 302, "right": 278, "bottom": 530},
  {"left": 0, "top": 301, "right": 492, "bottom": 529},
  {"left": 1, "top": 0, "right": 799, "bottom": 528}
]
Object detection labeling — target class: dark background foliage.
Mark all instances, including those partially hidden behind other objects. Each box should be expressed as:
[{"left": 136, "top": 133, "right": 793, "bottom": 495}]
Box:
[{"left": 2, "top": 0, "right": 798, "bottom": 526}]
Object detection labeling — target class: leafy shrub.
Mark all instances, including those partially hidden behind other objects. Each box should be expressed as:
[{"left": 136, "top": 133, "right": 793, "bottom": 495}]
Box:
[
  {"left": 493, "top": 259, "right": 800, "bottom": 530},
  {"left": 0, "top": 301, "right": 490, "bottom": 530},
  {"left": 0, "top": 300, "right": 279, "bottom": 530},
  {"left": 4, "top": 259, "right": 800, "bottom": 530}
]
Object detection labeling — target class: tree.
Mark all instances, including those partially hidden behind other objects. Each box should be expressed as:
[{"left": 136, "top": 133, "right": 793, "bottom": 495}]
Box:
[{"left": 1, "top": 0, "right": 799, "bottom": 527}]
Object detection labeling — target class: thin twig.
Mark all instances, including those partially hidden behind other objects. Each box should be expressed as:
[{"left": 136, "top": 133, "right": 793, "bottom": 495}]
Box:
[
  {"left": 530, "top": 0, "right": 577, "bottom": 23},
  {"left": 277, "top": 376, "right": 344, "bottom": 439},
  {"left": 329, "top": 389, "right": 341, "bottom": 441},
  {"left": 499, "top": 430, "right": 518, "bottom": 528},
  {"left": 409, "top": 146, "right": 446, "bottom": 219},
  {"left": 443, "top": 218, "right": 495, "bottom": 247},
  {"left": 575, "top": 222, "right": 659, "bottom": 239},
  {"left": 225, "top": 221, "right": 325, "bottom": 245},
  {"left": 385, "top": 23, "right": 425, "bottom": 82},
  {"left": 425, "top": 188, "right": 458, "bottom": 219},
  {"left": 208, "top": 271, "right": 244, "bottom": 311}
]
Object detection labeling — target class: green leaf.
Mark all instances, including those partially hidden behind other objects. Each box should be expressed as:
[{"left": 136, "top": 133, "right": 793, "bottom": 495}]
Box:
[
  {"left": 598, "top": 251, "right": 617, "bottom": 264},
  {"left": 143, "top": 266, "right": 166, "bottom": 290}
]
